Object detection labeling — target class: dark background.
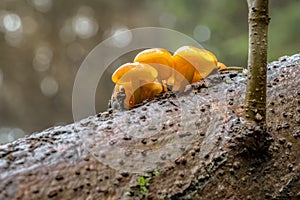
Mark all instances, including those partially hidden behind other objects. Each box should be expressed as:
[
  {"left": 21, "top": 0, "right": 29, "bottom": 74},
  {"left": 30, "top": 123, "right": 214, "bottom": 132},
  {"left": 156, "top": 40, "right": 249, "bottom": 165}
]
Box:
[{"left": 0, "top": 0, "right": 299, "bottom": 143}]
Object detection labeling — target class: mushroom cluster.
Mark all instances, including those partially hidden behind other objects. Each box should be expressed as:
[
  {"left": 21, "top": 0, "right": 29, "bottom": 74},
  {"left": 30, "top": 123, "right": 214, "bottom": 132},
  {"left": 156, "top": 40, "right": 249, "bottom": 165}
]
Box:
[{"left": 111, "top": 46, "right": 242, "bottom": 109}]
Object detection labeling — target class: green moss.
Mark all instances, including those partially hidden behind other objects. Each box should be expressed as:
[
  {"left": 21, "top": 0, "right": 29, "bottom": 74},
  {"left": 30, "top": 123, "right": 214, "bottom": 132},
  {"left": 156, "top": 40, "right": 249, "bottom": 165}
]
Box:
[
  {"left": 126, "top": 170, "right": 160, "bottom": 197},
  {"left": 138, "top": 176, "right": 151, "bottom": 195}
]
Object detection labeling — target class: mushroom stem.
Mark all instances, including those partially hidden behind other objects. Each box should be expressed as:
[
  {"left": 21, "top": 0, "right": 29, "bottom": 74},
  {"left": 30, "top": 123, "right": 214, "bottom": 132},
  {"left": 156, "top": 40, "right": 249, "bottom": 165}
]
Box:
[
  {"left": 131, "top": 79, "right": 142, "bottom": 106},
  {"left": 161, "top": 80, "right": 169, "bottom": 92}
]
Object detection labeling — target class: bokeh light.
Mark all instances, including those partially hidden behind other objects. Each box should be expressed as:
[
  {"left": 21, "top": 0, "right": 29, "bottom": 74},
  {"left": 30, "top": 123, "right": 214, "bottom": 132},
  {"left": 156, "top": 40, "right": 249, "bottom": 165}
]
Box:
[
  {"left": 193, "top": 25, "right": 211, "bottom": 42},
  {"left": 4, "top": 30, "right": 23, "bottom": 47},
  {"left": 3, "top": 13, "right": 22, "bottom": 32},
  {"left": 40, "top": 76, "right": 59, "bottom": 97},
  {"left": 0, "top": 128, "right": 25, "bottom": 144},
  {"left": 109, "top": 26, "right": 132, "bottom": 48},
  {"left": 32, "top": 0, "right": 52, "bottom": 13},
  {"left": 72, "top": 15, "right": 98, "bottom": 39},
  {"left": 33, "top": 45, "right": 53, "bottom": 72}
]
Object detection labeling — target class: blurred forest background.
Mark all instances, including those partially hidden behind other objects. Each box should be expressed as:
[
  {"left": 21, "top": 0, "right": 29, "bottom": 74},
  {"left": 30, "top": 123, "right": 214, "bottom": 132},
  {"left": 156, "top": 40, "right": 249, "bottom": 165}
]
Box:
[{"left": 0, "top": 0, "right": 299, "bottom": 144}]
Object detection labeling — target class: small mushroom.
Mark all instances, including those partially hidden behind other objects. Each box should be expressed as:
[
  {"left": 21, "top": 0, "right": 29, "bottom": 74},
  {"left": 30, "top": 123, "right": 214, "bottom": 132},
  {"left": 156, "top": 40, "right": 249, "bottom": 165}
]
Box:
[
  {"left": 172, "top": 46, "right": 218, "bottom": 91},
  {"left": 110, "top": 84, "right": 129, "bottom": 109},
  {"left": 111, "top": 62, "right": 160, "bottom": 109},
  {"left": 218, "top": 62, "right": 228, "bottom": 71}
]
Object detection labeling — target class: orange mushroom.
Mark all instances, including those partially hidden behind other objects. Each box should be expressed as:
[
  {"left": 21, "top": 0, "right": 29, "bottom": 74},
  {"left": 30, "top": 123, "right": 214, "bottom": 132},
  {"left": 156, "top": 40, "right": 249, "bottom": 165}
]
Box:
[
  {"left": 110, "top": 46, "right": 243, "bottom": 109},
  {"left": 111, "top": 62, "right": 162, "bottom": 109},
  {"left": 134, "top": 48, "right": 174, "bottom": 81},
  {"left": 217, "top": 62, "right": 227, "bottom": 71},
  {"left": 172, "top": 46, "right": 218, "bottom": 91}
]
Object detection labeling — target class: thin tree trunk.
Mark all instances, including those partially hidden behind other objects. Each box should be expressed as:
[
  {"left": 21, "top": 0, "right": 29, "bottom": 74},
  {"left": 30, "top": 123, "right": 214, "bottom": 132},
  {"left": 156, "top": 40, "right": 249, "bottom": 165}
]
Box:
[{"left": 245, "top": 0, "right": 270, "bottom": 127}]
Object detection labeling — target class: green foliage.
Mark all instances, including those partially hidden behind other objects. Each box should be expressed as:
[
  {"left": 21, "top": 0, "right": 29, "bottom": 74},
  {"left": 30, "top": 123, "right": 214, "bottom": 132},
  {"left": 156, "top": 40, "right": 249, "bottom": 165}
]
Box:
[
  {"left": 137, "top": 170, "right": 159, "bottom": 195},
  {"left": 138, "top": 176, "right": 151, "bottom": 195},
  {"left": 152, "top": 169, "right": 159, "bottom": 176}
]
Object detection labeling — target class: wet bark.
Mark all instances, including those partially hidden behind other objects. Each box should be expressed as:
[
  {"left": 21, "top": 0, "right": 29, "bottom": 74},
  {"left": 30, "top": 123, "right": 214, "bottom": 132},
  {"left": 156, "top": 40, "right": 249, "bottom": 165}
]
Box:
[{"left": 0, "top": 54, "right": 300, "bottom": 199}]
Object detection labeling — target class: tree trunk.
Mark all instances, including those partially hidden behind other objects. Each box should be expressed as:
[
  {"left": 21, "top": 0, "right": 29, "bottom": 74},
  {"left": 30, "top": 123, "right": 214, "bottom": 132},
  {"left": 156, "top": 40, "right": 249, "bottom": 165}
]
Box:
[{"left": 244, "top": 0, "right": 270, "bottom": 126}]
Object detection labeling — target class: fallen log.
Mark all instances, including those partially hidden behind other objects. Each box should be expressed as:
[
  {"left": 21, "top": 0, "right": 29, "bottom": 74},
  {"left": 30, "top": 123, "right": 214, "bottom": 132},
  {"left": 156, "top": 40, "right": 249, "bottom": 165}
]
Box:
[{"left": 0, "top": 54, "right": 299, "bottom": 199}]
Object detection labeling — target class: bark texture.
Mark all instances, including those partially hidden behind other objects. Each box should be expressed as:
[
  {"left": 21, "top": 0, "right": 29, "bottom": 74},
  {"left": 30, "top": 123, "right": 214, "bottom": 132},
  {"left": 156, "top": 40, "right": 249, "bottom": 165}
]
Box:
[
  {"left": 245, "top": 0, "right": 270, "bottom": 124},
  {"left": 0, "top": 54, "right": 300, "bottom": 199}
]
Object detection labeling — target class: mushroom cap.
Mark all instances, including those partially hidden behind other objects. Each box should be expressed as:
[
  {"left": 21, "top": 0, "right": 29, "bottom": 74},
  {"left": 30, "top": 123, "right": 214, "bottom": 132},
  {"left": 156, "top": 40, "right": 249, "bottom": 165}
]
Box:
[
  {"left": 202, "top": 49, "right": 218, "bottom": 66},
  {"left": 191, "top": 49, "right": 218, "bottom": 83},
  {"left": 173, "top": 46, "right": 218, "bottom": 80},
  {"left": 112, "top": 62, "right": 158, "bottom": 84},
  {"left": 134, "top": 48, "right": 173, "bottom": 80}
]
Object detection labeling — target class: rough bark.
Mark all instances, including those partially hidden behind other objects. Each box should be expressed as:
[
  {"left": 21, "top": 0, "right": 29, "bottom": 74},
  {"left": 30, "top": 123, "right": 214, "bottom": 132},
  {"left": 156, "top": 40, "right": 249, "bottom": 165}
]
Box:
[
  {"left": 0, "top": 54, "right": 300, "bottom": 199},
  {"left": 245, "top": 0, "right": 270, "bottom": 125}
]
